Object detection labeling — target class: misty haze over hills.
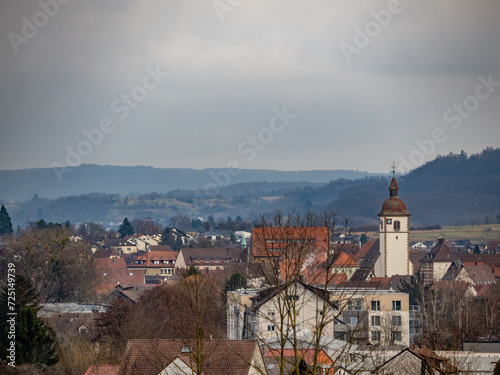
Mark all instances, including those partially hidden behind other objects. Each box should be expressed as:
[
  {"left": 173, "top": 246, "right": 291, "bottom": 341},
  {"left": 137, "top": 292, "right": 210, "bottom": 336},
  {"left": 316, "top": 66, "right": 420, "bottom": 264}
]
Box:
[
  {"left": 0, "top": 166, "right": 376, "bottom": 202},
  {"left": 1, "top": 148, "right": 499, "bottom": 228}
]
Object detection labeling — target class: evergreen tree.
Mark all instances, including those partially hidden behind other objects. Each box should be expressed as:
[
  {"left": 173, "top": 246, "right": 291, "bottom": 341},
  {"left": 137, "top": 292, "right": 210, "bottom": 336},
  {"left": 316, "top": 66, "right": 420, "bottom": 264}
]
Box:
[
  {"left": 118, "top": 217, "right": 134, "bottom": 237},
  {"left": 360, "top": 233, "right": 367, "bottom": 246},
  {"left": 224, "top": 272, "right": 247, "bottom": 293},
  {"left": 0, "top": 205, "right": 13, "bottom": 235},
  {"left": 186, "top": 265, "right": 200, "bottom": 276},
  {"left": 0, "top": 275, "right": 59, "bottom": 366}
]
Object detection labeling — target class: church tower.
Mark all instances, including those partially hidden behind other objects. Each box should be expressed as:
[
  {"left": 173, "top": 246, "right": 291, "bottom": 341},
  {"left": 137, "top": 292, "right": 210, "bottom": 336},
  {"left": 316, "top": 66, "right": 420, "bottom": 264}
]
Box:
[{"left": 375, "top": 163, "right": 410, "bottom": 277}]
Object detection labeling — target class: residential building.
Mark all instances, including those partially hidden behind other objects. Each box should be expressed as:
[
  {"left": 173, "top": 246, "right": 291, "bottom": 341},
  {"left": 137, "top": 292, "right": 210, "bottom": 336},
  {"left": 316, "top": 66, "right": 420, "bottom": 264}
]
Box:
[
  {"left": 199, "top": 229, "right": 233, "bottom": 243},
  {"left": 230, "top": 280, "right": 335, "bottom": 342},
  {"left": 235, "top": 230, "right": 252, "bottom": 242},
  {"left": 176, "top": 247, "right": 243, "bottom": 271},
  {"left": 95, "top": 257, "right": 145, "bottom": 296},
  {"left": 101, "top": 238, "right": 138, "bottom": 255},
  {"left": 127, "top": 250, "right": 179, "bottom": 277},
  {"left": 328, "top": 287, "right": 410, "bottom": 346},
  {"left": 419, "top": 238, "right": 458, "bottom": 284},
  {"left": 129, "top": 234, "right": 159, "bottom": 251}
]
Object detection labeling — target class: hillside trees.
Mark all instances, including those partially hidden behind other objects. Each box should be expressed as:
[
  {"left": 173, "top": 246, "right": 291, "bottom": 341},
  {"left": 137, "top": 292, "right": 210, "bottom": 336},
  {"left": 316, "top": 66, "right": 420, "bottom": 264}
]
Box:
[{"left": 3, "top": 226, "right": 98, "bottom": 302}]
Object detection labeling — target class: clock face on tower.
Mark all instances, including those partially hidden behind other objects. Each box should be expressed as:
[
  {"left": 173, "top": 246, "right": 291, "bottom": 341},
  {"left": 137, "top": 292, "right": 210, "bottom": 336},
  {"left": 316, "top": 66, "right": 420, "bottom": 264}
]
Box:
[{"left": 386, "top": 219, "right": 392, "bottom": 225}]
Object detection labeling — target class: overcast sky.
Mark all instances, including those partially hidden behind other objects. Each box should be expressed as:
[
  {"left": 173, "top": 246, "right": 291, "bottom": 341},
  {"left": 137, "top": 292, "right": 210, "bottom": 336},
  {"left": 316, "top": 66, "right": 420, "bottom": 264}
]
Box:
[{"left": 1, "top": 0, "right": 499, "bottom": 173}]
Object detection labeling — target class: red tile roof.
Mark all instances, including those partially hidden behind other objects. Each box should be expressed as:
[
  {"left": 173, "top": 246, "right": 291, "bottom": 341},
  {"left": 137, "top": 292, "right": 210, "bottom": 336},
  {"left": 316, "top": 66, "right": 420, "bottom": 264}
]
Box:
[
  {"left": 252, "top": 227, "right": 329, "bottom": 258},
  {"left": 128, "top": 251, "right": 179, "bottom": 268}
]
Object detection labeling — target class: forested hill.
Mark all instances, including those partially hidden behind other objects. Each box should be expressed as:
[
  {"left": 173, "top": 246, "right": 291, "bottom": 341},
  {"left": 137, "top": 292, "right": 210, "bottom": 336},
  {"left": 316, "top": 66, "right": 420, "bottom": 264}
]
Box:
[
  {"left": 331, "top": 148, "right": 500, "bottom": 226},
  {"left": 1, "top": 148, "right": 499, "bottom": 228},
  {"left": 0, "top": 166, "right": 376, "bottom": 202}
]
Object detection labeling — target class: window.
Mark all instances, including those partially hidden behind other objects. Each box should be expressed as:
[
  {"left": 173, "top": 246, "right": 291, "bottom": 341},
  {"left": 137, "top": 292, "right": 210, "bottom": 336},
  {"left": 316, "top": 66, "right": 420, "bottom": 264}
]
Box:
[
  {"left": 394, "top": 220, "right": 400, "bottom": 231},
  {"left": 129, "top": 272, "right": 133, "bottom": 276},
  {"left": 392, "top": 315, "right": 402, "bottom": 326},
  {"left": 371, "top": 316, "right": 380, "bottom": 326},
  {"left": 371, "top": 301, "right": 380, "bottom": 311},
  {"left": 350, "top": 316, "right": 358, "bottom": 326},
  {"left": 194, "top": 259, "right": 200, "bottom": 263},
  {"left": 331, "top": 301, "right": 340, "bottom": 311},
  {"left": 392, "top": 331, "right": 402, "bottom": 342},
  {"left": 214, "top": 259, "right": 220, "bottom": 263},
  {"left": 286, "top": 295, "right": 300, "bottom": 301},
  {"left": 267, "top": 325, "right": 275, "bottom": 331},
  {"left": 371, "top": 330, "right": 381, "bottom": 342},
  {"left": 153, "top": 260, "right": 159, "bottom": 264},
  {"left": 317, "top": 309, "right": 323, "bottom": 316},
  {"left": 392, "top": 301, "right": 401, "bottom": 311},
  {"left": 267, "top": 310, "right": 275, "bottom": 317},
  {"left": 347, "top": 299, "right": 363, "bottom": 311}
]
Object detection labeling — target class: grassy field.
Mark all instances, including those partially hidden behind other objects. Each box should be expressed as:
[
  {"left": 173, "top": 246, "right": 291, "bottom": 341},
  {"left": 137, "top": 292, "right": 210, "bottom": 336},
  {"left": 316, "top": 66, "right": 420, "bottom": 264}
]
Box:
[{"left": 360, "top": 224, "right": 500, "bottom": 243}]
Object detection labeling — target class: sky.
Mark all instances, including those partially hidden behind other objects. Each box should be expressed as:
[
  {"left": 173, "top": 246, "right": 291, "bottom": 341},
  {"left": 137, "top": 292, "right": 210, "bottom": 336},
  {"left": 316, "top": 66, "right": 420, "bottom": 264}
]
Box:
[{"left": 1, "top": 0, "right": 499, "bottom": 173}]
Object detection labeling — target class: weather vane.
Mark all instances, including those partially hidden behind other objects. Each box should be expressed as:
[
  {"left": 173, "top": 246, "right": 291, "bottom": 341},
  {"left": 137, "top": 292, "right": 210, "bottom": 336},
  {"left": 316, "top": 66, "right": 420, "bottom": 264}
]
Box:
[{"left": 391, "top": 161, "right": 396, "bottom": 177}]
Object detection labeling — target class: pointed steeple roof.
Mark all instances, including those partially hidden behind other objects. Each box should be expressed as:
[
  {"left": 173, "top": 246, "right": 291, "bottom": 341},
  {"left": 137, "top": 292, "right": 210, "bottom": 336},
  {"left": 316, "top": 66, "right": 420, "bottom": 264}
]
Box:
[{"left": 378, "top": 163, "right": 410, "bottom": 217}]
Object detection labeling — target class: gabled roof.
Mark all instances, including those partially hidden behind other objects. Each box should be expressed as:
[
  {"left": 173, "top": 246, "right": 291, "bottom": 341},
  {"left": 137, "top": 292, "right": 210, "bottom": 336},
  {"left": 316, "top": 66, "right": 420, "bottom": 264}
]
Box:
[
  {"left": 371, "top": 346, "right": 458, "bottom": 374},
  {"left": 149, "top": 245, "right": 172, "bottom": 252},
  {"left": 118, "top": 339, "right": 262, "bottom": 375},
  {"left": 420, "top": 239, "right": 457, "bottom": 264},
  {"left": 128, "top": 251, "right": 179, "bottom": 268},
  {"left": 409, "top": 250, "right": 428, "bottom": 273},
  {"left": 331, "top": 252, "right": 360, "bottom": 268},
  {"left": 200, "top": 229, "right": 233, "bottom": 237},
  {"left": 462, "top": 264, "right": 496, "bottom": 285},
  {"left": 102, "top": 239, "right": 135, "bottom": 248},
  {"left": 248, "top": 279, "right": 330, "bottom": 311},
  {"left": 356, "top": 239, "right": 380, "bottom": 269}
]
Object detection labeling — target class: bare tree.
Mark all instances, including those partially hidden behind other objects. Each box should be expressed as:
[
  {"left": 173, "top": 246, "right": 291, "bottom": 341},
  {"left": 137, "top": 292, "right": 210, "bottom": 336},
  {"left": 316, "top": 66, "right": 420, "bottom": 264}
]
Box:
[
  {"left": 228, "top": 211, "right": 371, "bottom": 375},
  {"left": 4, "top": 226, "right": 98, "bottom": 302}
]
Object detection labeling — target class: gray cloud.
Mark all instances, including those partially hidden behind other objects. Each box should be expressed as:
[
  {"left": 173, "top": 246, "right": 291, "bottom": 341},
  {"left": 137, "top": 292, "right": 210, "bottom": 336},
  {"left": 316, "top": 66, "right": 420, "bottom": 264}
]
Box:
[{"left": 0, "top": 0, "right": 499, "bottom": 174}]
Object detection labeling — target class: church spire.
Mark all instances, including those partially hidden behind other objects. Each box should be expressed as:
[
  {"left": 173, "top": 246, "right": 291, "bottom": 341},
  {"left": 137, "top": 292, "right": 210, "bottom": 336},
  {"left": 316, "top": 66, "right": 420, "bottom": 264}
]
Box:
[{"left": 389, "top": 162, "right": 399, "bottom": 198}]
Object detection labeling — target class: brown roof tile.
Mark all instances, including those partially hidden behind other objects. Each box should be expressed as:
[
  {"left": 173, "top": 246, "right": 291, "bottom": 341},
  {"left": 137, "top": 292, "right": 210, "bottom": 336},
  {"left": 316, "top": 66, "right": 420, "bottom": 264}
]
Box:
[{"left": 118, "top": 339, "right": 261, "bottom": 375}]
